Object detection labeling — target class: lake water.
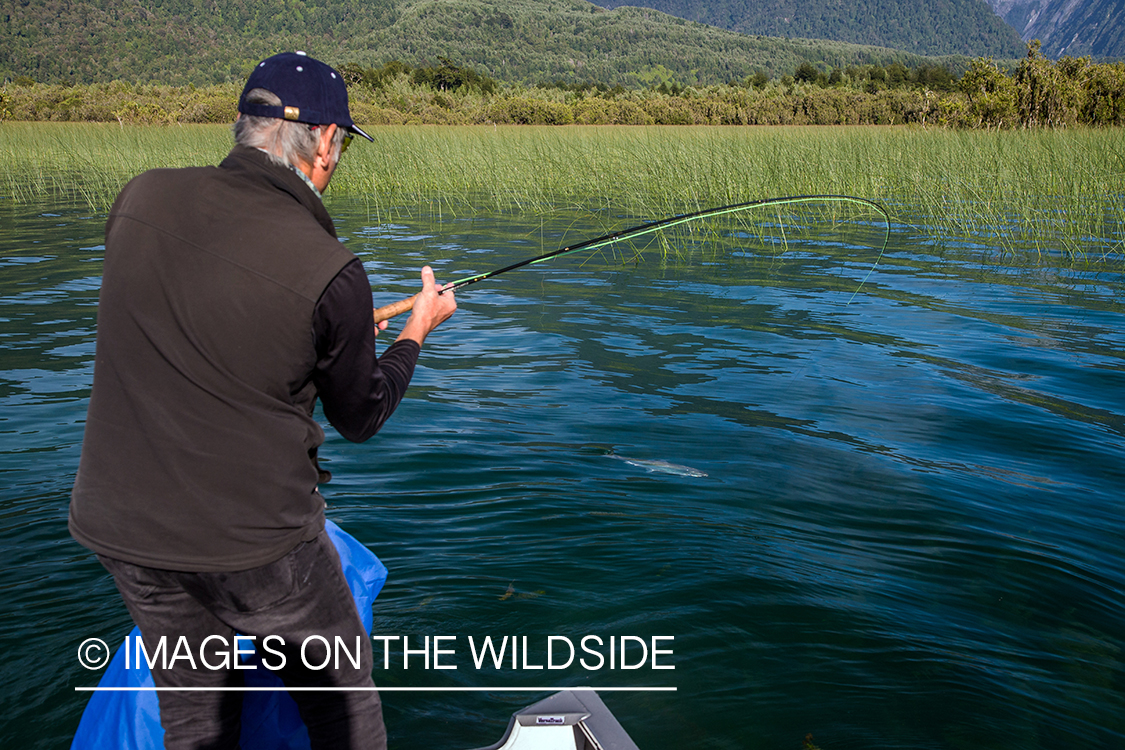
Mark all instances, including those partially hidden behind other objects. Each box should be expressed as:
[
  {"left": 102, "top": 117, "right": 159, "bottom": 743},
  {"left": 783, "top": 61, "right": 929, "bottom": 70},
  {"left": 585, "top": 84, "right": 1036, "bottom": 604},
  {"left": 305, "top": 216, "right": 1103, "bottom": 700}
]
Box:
[{"left": 1, "top": 193, "right": 1123, "bottom": 749}]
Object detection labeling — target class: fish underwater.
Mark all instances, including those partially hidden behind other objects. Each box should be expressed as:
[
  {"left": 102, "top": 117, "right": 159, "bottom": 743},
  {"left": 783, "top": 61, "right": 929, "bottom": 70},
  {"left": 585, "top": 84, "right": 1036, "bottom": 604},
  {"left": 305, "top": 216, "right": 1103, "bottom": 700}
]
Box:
[{"left": 608, "top": 454, "right": 708, "bottom": 478}]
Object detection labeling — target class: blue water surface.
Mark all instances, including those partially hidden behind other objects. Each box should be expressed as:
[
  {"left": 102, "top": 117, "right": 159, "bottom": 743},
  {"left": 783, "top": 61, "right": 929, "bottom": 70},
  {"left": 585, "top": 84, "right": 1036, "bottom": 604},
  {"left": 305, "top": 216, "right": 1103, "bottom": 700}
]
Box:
[{"left": 1, "top": 195, "right": 1123, "bottom": 749}]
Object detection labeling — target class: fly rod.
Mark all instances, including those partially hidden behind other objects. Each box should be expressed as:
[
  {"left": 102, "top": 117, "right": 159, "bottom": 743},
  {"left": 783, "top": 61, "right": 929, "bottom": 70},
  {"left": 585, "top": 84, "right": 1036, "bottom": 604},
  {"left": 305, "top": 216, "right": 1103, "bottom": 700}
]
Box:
[{"left": 373, "top": 194, "right": 890, "bottom": 323}]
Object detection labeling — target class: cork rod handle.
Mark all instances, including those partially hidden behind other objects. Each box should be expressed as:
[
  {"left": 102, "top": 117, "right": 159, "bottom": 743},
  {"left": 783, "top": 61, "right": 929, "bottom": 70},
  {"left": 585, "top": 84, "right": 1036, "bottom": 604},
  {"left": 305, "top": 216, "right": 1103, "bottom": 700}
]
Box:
[{"left": 372, "top": 293, "right": 419, "bottom": 324}]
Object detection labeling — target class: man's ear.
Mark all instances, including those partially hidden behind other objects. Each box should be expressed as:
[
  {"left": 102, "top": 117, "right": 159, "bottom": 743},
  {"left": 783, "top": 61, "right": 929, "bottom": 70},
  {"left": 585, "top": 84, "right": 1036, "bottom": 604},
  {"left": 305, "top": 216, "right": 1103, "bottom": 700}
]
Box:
[{"left": 315, "top": 124, "right": 339, "bottom": 170}]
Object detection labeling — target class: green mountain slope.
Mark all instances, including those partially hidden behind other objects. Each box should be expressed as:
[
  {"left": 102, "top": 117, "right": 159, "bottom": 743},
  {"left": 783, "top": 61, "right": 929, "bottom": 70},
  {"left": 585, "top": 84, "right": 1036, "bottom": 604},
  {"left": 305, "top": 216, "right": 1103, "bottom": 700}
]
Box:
[
  {"left": 2, "top": 0, "right": 969, "bottom": 85},
  {"left": 587, "top": 0, "right": 1027, "bottom": 58},
  {"left": 2, "top": 0, "right": 397, "bottom": 84},
  {"left": 359, "top": 0, "right": 966, "bottom": 86}
]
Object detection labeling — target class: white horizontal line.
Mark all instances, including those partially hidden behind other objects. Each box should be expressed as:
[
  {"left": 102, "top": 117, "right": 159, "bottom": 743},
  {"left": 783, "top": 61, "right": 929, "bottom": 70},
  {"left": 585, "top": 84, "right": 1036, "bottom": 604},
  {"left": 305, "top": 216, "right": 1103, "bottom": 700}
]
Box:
[{"left": 75, "top": 686, "right": 676, "bottom": 693}]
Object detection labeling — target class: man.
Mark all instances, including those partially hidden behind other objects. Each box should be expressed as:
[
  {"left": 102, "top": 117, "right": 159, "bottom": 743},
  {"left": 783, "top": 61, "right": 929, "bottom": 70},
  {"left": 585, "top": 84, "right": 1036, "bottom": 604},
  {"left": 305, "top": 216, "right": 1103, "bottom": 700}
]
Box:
[{"left": 68, "top": 51, "right": 455, "bottom": 748}]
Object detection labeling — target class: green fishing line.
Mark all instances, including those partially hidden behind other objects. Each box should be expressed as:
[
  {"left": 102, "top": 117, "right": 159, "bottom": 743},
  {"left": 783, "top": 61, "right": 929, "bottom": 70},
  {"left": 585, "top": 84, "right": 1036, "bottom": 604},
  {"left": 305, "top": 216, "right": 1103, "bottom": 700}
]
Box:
[
  {"left": 442, "top": 194, "right": 891, "bottom": 302},
  {"left": 374, "top": 195, "right": 890, "bottom": 322}
]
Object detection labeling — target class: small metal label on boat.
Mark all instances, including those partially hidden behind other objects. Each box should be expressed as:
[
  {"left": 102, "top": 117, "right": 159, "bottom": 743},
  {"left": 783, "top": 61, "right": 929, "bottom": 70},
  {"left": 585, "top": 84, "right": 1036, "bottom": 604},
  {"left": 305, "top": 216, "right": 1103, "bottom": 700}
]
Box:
[{"left": 536, "top": 716, "right": 566, "bottom": 725}]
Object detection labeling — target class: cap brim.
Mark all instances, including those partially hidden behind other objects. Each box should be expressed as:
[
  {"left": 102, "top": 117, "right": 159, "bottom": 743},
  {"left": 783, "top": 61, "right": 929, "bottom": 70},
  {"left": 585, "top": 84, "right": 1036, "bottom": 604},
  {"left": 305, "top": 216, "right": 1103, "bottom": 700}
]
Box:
[{"left": 348, "top": 124, "right": 374, "bottom": 142}]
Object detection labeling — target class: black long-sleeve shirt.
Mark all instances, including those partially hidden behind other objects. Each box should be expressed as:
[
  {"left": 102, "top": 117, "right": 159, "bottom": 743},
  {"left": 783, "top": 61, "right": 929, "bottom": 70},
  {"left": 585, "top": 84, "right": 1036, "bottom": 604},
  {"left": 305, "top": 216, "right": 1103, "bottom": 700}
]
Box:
[{"left": 313, "top": 259, "right": 420, "bottom": 443}]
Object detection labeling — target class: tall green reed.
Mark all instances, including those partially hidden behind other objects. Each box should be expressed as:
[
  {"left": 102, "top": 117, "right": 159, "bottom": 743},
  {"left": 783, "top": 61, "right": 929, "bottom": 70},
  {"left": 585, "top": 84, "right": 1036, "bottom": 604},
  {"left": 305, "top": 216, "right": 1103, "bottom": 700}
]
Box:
[
  {"left": 3, "top": 123, "right": 1121, "bottom": 263},
  {"left": 0, "top": 122, "right": 230, "bottom": 208}
]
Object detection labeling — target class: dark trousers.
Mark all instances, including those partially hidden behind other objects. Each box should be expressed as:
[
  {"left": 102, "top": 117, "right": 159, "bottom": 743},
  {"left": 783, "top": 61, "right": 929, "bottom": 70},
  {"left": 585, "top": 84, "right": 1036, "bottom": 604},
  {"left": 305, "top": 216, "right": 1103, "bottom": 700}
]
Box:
[{"left": 99, "top": 529, "right": 386, "bottom": 750}]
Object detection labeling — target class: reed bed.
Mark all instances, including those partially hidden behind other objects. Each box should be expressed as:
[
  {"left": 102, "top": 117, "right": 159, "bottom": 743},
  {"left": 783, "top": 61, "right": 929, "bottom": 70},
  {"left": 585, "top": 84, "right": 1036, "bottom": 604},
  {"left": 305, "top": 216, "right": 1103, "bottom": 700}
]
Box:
[
  {"left": 2, "top": 122, "right": 1121, "bottom": 262},
  {"left": 0, "top": 122, "right": 231, "bottom": 209}
]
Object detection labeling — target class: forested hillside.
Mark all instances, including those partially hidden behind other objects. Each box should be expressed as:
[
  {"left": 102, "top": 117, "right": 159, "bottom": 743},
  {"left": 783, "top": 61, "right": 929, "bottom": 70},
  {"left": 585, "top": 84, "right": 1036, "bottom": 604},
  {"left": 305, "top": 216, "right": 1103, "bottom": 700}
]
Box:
[
  {"left": 986, "top": 0, "right": 1125, "bottom": 59},
  {"left": 2, "top": 0, "right": 397, "bottom": 84},
  {"left": 586, "top": 0, "right": 1026, "bottom": 58},
  {"left": 2, "top": 0, "right": 970, "bottom": 86},
  {"left": 359, "top": 0, "right": 965, "bottom": 87}
]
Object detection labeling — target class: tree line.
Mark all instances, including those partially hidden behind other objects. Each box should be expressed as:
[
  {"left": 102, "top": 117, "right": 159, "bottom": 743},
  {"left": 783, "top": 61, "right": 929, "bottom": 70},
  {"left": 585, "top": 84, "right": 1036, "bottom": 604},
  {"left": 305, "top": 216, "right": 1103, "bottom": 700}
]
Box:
[{"left": 2, "top": 45, "right": 1122, "bottom": 127}]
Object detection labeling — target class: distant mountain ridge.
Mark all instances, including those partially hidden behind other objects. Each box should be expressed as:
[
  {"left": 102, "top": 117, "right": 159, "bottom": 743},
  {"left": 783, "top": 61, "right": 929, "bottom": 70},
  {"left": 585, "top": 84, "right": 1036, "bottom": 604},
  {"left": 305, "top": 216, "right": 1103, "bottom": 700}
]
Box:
[
  {"left": 985, "top": 0, "right": 1125, "bottom": 58},
  {"left": 1, "top": 0, "right": 973, "bottom": 86},
  {"left": 586, "top": 0, "right": 1027, "bottom": 58}
]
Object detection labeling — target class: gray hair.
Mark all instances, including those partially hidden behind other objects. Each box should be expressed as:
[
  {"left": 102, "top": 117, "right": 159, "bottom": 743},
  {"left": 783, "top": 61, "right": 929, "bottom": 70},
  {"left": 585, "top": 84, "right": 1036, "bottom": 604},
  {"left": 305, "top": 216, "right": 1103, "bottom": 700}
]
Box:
[{"left": 233, "top": 88, "right": 345, "bottom": 168}]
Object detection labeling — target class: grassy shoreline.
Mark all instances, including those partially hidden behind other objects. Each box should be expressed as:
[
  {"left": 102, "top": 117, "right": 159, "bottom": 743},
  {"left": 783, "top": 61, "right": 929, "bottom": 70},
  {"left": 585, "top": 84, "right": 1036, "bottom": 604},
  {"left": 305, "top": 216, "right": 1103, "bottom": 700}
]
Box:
[{"left": 2, "top": 122, "right": 1122, "bottom": 261}]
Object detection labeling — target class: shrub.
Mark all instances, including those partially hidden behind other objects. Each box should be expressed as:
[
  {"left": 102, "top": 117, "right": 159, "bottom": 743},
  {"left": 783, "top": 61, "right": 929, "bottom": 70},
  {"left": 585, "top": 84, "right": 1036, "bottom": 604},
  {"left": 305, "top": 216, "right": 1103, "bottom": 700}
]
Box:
[
  {"left": 961, "top": 58, "right": 1019, "bottom": 127},
  {"left": 573, "top": 97, "right": 617, "bottom": 124},
  {"left": 1082, "top": 61, "right": 1125, "bottom": 126},
  {"left": 489, "top": 97, "right": 574, "bottom": 125}
]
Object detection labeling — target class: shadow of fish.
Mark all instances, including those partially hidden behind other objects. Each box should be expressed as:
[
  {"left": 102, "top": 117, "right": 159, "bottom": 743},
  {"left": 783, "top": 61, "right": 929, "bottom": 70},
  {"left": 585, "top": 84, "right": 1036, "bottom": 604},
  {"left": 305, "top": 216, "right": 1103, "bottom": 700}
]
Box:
[
  {"left": 609, "top": 455, "right": 708, "bottom": 478},
  {"left": 500, "top": 582, "right": 545, "bottom": 601}
]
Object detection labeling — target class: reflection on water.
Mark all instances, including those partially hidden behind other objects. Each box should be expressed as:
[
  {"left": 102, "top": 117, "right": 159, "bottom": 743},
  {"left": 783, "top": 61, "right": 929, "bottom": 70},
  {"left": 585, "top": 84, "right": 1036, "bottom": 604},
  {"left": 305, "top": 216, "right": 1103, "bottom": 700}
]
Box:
[{"left": 1, "top": 196, "right": 1123, "bottom": 749}]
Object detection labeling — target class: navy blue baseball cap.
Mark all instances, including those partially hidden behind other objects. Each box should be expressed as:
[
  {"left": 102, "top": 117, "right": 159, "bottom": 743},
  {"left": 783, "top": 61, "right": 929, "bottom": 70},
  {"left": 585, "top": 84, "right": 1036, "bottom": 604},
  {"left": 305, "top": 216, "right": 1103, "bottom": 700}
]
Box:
[{"left": 238, "top": 51, "right": 373, "bottom": 142}]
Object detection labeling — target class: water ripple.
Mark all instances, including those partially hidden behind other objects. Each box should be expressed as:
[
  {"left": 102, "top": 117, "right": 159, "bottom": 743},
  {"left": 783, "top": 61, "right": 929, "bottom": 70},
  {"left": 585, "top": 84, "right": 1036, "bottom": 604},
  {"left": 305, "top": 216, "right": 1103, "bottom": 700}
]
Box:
[{"left": 2, "top": 199, "right": 1123, "bottom": 749}]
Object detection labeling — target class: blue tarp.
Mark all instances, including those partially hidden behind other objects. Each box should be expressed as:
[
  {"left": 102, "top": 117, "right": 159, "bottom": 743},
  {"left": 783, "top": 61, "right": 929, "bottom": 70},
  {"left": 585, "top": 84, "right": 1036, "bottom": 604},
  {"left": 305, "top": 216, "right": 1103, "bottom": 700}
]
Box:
[{"left": 71, "top": 520, "right": 388, "bottom": 750}]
